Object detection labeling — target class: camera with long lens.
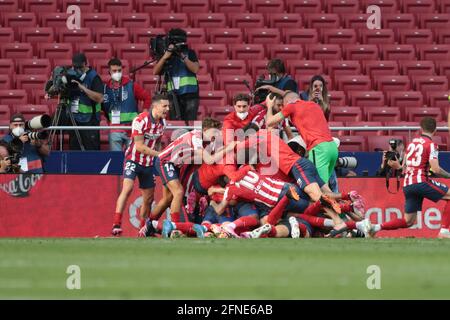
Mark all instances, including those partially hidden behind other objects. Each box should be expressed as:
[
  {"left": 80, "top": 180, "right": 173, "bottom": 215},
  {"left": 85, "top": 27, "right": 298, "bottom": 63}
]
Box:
[
  {"left": 45, "top": 66, "right": 85, "bottom": 98},
  {"left": 254, "top": 74, "right": 280, "bottom": 104},
  {"left": 336, "top": 157, "right": 358, "bottom": 170},
  {"left": 384, "top": 139, "right": 401, "bottom": 167},
  {"left": 149, "top": 32, "right": 188, "bottom": 61},
  {"left": 4, "top": 138, "right": 23, "bottom": 173}
]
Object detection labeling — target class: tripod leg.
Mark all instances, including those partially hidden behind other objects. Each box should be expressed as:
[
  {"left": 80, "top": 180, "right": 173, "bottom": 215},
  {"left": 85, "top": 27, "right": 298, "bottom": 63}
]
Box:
[
  {"left": 67, "top": 111, "right": 86, "bottom": 151},
  {"left": 48, "top": 105, "right": 63, "bottom": 151}
]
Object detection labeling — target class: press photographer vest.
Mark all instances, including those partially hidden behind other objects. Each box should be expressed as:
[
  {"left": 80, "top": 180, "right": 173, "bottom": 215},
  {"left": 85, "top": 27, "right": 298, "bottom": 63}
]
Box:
[
  {"left": 275, "top": 75, "right": 296, "bottom": 91},
  {"left": 2, "top": 134, "right": 43, "bottom": 174},
  {"left": 103, "top": 81, "right": 138, "bottom": 124},
  {"left": 166, "top": 54, "right": 198, "bottom": 95},
  {"left": 72, "top": 68, "right": 101, "bottom": 123}
]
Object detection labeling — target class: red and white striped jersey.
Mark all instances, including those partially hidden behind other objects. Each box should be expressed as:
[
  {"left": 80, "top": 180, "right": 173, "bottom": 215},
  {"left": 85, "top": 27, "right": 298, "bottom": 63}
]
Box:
[
  {"left": 252, "top": 108, "right": 287, "bottom": 131},
  {"left": 125, "top": 112, "right": 166, "bottom": 167},
  {"left": 224, "top": 170, "right": 286, "bottom": 207},
  {"left": 403, "top": 135, "right": 438, "bottom": 186},
  {"left": 158, "top": 130, "right": 203, "bottom": 167}
]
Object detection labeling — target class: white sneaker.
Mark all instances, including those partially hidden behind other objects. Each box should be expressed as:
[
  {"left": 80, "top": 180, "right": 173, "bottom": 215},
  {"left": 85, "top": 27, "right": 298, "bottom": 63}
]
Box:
[
  {"left": 357, "top": 219, "right": 374, "bottom": 238},
  {"left": 289, "top": 217, "right": 300, "bottom": 238},
  {"left": 249, "top": 224, "right": 272, "bottom": 238},
  {"left": 438, "top": 228, "right": 450, "bottom": 239}
]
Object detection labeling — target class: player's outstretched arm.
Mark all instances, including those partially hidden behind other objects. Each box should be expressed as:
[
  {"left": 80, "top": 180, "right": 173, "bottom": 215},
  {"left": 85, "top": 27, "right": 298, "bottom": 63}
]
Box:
[
  {"left": 430, "top": 158, "right": 450, "bottom": 178},
  {"left": 134, "top": 135, "right": 160, "bottom": 157},
  {"left": 199, "top": 141, "right": 237, "bottom": 165},
  {"left": 265, "top": 95, "right": 284, "bottom": 127}
]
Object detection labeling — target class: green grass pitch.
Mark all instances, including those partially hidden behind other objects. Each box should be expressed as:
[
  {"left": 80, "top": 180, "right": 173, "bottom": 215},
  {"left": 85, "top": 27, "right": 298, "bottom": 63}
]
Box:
[{"left": 1, "top": 238, "right": 450, "bottom": 299}]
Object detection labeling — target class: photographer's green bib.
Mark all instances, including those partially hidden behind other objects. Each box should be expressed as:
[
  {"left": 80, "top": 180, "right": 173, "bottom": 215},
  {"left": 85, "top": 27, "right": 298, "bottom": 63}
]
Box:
[
  {"left": 166, "top": 56, "right": 198, "bottom": 95},
  {"left": 71, "top": 69, "right": 101, "bottom": 123}
]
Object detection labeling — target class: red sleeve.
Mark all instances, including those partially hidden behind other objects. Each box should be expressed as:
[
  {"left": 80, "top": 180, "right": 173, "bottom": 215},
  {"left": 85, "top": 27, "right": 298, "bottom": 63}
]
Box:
[
  {"left": 223, "top": 164, "right": 251, "bottom": 182},
  {"left": 133, "top": 82, "right": 151, "bottom": 110},
  {"left": 222, "top": 117, "right": 234, "bottom": 145},
  {"left": 281, "top": 102, "right": 295, "bottom": 119}
]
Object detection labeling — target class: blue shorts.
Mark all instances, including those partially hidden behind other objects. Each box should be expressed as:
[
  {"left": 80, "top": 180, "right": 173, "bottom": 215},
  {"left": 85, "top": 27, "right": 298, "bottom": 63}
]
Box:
[
  {"left": 289, "top": 158, "right": 321, "bottom": 191},
  {"left": 154, "top": 157, "right": 179, "bottom": 186},
  {"left": 404, "top": 180, "right": 449, "bottom": 213},
  {"left": 286, "top": 186, "right": 311, "bottom": 213},
  {"left": 123, "top": 160, "right": 155, "bottom": 189},
  {"left": 203, "top": 205, "right": 235, "bottom": 224},
  {"left": 235, "top": 202, "right": 259, "bottom": 218},
  {"left": 192, "top": 170, "right": 208, "bottom": 195}
]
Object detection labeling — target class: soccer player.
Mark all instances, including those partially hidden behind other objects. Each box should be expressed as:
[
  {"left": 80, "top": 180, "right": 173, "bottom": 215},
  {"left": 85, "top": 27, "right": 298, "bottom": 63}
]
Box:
[
  {"left": 111, "top": 94, "right": 169, "bottom": 236},
  {"left": 265, "top": 92, "right": 338, "bottom": 185},
  {"left": 153, "top": 118, "right": 237, "bottom": 236},
  {"left": 368, "top": 117, "right": 450, "bottom": 238}
]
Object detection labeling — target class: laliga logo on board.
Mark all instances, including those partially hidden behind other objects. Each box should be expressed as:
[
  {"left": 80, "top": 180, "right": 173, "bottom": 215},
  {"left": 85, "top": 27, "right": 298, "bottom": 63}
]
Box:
[
  {"left": 128, "top": 196, "right": 168, "bottom": 229},
  {"left": 0, "top": 174, "right": 44, "bottom": 197}
]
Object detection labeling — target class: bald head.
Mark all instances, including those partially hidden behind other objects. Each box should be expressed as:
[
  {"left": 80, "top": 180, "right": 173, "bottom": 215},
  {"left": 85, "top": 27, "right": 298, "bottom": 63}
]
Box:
[{"left": 283, "top": 91, "right": 300, "bottom": 105}]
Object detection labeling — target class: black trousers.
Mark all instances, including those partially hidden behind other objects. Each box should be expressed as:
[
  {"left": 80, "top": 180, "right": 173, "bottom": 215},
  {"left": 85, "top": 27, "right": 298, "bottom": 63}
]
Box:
[
  {"left": 68, "top": 119, "right": 100, "bottom": 151},
  {"left": 169, "top": 93, "right": 199, "bottom": 121}
]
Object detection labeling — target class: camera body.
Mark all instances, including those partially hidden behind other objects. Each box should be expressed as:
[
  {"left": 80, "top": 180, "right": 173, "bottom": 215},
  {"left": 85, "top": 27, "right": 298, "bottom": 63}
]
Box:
[
  {"left": 150, "top": 33, "right": 188, "bottom": 61},
  {"left": 46, "top": 66, "right": 84, "bottom": 98},
  {"left": 253, "top": 74, "right": 279, "bottom": 104}
]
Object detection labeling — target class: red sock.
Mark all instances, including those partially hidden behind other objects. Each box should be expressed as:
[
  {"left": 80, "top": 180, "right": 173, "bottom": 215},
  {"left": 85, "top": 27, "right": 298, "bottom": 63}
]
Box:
[
  {"left": 267, "top": 196, "right": 289, "bottom": 225},
  {"left": 113, "top": 212, "right": 122, "bottom": 226},
  {"left": 340, "top": 202, "right": 352, "bottom": 213},
  {"left": 298, "top": 223, "right": 308, "bottom": 237},
  {"left": 234, "top": 216, "right": 260, "bottom": 234},
  {"left": 303, "top": 201, "right": 323, "bottom": 216},
  {"left": 345, "top": 220, "right": 356, "bottom": 229},
  {"left": 202, "top": 222, "right": 212, "bottom": 231},
  {"left": 173, "top": 222, "right": 196, "bottom": 236},
  {"left": 381, "top": 218, "right": 408, "bottom": 230},
  {"left": 341, "top": 191, "right": 350, "bottom": 200},
  {"left": 171, "top": 212, "right": 181, "bottom": 222},
  {"left": 441, "top": 200, "right": 450, "bottom": 229},
  {"left": 267, "top": 225, "right": 277, "bottom": 238},
  {"left": 139, "top": 218, "right": 146, "bottom": 228},
  {"left": 297, "top": 214, "right": 326, "bottom": 228}
]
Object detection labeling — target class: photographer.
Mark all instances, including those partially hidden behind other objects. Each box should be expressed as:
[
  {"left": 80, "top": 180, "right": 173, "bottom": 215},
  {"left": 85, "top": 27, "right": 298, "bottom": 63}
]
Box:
[
  {"left": 254, "top": 59, "right": 298, "bottom": 97},
  {"left": 153, "top": 28, "right": 200, "bottom": 121},
  {"left": 1, "top": 114, "right": 49, "bottom": 174},
  {"left": 376, "top": 139, "right": 405, "bottom": 177},
  {"left": 0, "top": 141, "right": 11, "bottom": 173},
  {"left": 102, "top": 58, "right": 151, "bottom": 151},
  {"left": 300, "top": 75, "right": 331, "bottom": 121}
]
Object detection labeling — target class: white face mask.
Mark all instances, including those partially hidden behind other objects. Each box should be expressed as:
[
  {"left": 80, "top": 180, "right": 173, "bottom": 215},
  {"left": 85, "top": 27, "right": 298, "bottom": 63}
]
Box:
[
  {"left": 236, "top": 112, "right": 248, "bottom": 120},
  {"left": 12, "top": 127, "right": 24, "bottom": 137},
  {"left": 111, "top": 72, "right": 122, "bottom": 82}
]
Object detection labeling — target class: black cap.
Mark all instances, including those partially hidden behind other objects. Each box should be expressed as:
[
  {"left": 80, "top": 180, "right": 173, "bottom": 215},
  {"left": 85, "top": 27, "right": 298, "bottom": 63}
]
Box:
[
  {"left": 72, "top": 53, "right": 87, "bottom": 68},
  {"left": 10, "top": 113, "right": 25, "bottom": 123}
]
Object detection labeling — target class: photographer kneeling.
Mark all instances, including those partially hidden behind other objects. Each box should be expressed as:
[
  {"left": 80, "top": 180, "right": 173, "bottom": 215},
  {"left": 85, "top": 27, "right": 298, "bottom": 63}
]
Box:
[{"left": 1, "top": 114, "right": 50, "bottom": 174}]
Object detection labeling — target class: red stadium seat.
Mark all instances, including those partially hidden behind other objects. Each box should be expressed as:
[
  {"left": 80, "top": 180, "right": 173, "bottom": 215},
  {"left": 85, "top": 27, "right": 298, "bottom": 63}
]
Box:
[
  {"left": 135, "top": 75, "right": 160, "bottom": 94},
  {"left": 0, "top": 28, "right": 15, "bottom": 43},
  {"left": 343, "top": 45, "right": 379, "bottom": 61},
  {"left": 17, "top": 59, "right": 51, "bottom": 75},
  {"left": 175, "top": 0, "right": 210, "bottom": 13},
  {"left": 14, "top": 105, "right": 50, "bottom": 119},
  {"left": 99, "top": 0, "right": 133, "bottom": 13},
  {"left": 327, "top": 91, "right": 347, "bottom": 106},
  {"left": 366, "top": 107, "right": 401, "bottom": 122},
  {"left": 399, "top": 29, "right": 434, "bottom": 44},
  {"left": 1, "top": 43, "right": 33, "bottom": 59},
  {"left": 75, "top": 43, "right": 111, "bottom": 60},
  {"left": 59, "top": 28, "right": 92, "bottom": 44},
  {"left": 375, "top": 76, "right": 410, "bottom": 91},
  {"left": 286, "top": 0, "right": 322, "bottom": 13},
  {"left": 95, "top": 28, "right": 129, "bottom": 43},
  {"left": 185, "top": 28, "right": 207, "bottom": 44},
  {"left": 82, "top": 13, "right": 113, "bottom": 28},
  {"left": 326, "top": 0, "right": 360, "bottom": 14},
  {"left": 137, "top": 0, "right": 171, "bottom": 13},
  {"left": 387, "top": 91, "right": 424, "bottom": 109},
  {"left": 218, "top": 75, "right": 253, "bottom": 92},
  {"left": 328, "top": 121, "right": 346, "bottom": 136},
  {"left": 348, "top": 91, "right": 385, "bottom": 107},
  {"left": 116, "top": 13, "right": 151, "bottom": 28},
  {"left": 93, "top": 59, "right": 130, "bottom": 75},
  {"left": 383, "top": 14, "right": 416, "bottom": 29},
  {"left": 3, "top": 12, "right": 37, "bottom": 28},
  {"left": 208, "top": 28, "right": 244, "bottom": 44},
  {"left": 0, "top": 90, "right": 28, "bottom": 105},
  {"left": 307, "top": 44, "right": 342, "bottom": 60},
  {"left": 441, "top": 0, "right": 450, "bottom": 13},
  {"left": 114, "top": 44, "right": 149, "bottom": 61},
  {"left": 290, "top": 60, "right": 323, "bottom": 77},
  {"left": 381, "top": 45, "right": 416, "bottom": 61},
  {"left": 191, "top": 13, "right": 227, "bottom": 28},
  {"left": 0, "top": 0, "right": 18, "bottom": 12},
  {"left": 267, "top": 44, "right": 303, "bottom": 60},
  {"left": 336, "top": 75, "right": 372, "bottom": 91},
  {"left": 329, "top": 107, "right": 363, "bottom": 122},
  {"left": 304, "top": 14, "right": 341, "bottom": 29},
  {"left": 197, "top": 74, "right": 214, "bottom": 91},
  {"left": 436, "top": 60, "right": 450, "bottom": 78},
  {"left": 361, "top": 0, "right": 398, "bottom": 13},
  {"left": 436, "top": 29, "right": 450, "bottom": 44},
  {"left": 211, "top": 105, "right": 235, "bottom": 121},
  {"left": 130, "top": 28, "right": 165, "bottom": 44},
  {"left": 24, "top": 0, "right": 57, "bottom": 12},
  {"left": 229, "top": 13, "right": 265, "bottom": 28},
  {"left": 20, "top": 28, "right": 55, "bottom": 52},
  {"left": 199, "top": 91, "right": 228, "bottom": 109},
  {"left": 248, "top": 60, "right": 269, "bottom": 79},
  {"left": 0, "top": 59, "right": 14, "bottom": 78},
  {"left": 413, "top": 76, "right": 449, "bottom": 92},
  {"left": 426, "top": 91, "right": 450, "bottom": 109},
  {"left": 0, "top": 105, "right": 11, "bottom": 122},
  {"left": 212, "top": 0, "right": 247, "bottom": 13},
  {"left": 400, "top": 60, "right": 436, "bottom": 77},
  {"left": 367, "top": 136, "right": 405, "bottom": 152},
  {"left": 325, "top": 60, "right": 361, "bottom": 77},
  {"left": 192, "top": 44, "right": 228, "bottom": 60},
  {"left": 338, "top": 136, "right": 367, "bottom": 152},
  {"left": 359, "top": 29, "right": 396, "bottom": 45},
  {"left": 0, "top": 75, "right": 11, "bottom": 89},
  {"left": 419, "top": 14, "right": 450, "bottom": 29},
  {"left": 283, "top": 28, "right": 319, "bottom": 44},
  {"left": 39, "top": 13, "right": 71, "bottom": 28},
  {"left": 364, "top": 60, "right": 399, "bottom": 77},
  {"left": 417, "top": 45, "right": 450, "bottom": 61},
  {"left": 347, "top": 122, "right": 385, "bottom": 136},
  {"left": 403, "top": 0, "right": 435, "bottom": 13},
  {"left": 322, "top": 29, "right": 357, "bottom": 44},
  {"left": 268, "top": 14, "right": 303, "bottom": 29},
  {"left": 406, "top": 107, "right": 443, "bottom": 122},
  {"left": 297, "top": 74, "right": 333, "bottom": 92},
  {"left": 246, "top": 28, "right": 281, "bottom": 44},
  {"left": 386, "top": 122, "right": 419, "bottom": 138},
  {"left": 14, "top": 75, "right": 48, "bottom": 93},
  {"left": 152, "top": 13, "right": 189, "bottom": 29},
  {"left": 229, "top": 44, "right": 265, "bottom": 60},
  {"left": 250, "top": 0, "right": 285, "bottom": 13},
  {"left": 210, "top": 60, "right": 247, "bottom": 76},
  {"left": 63, "top": 0, "right": 95, "bottom": 12},
  {"left": 342, "top": 13, "right": 371, "bottom": 29}
]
